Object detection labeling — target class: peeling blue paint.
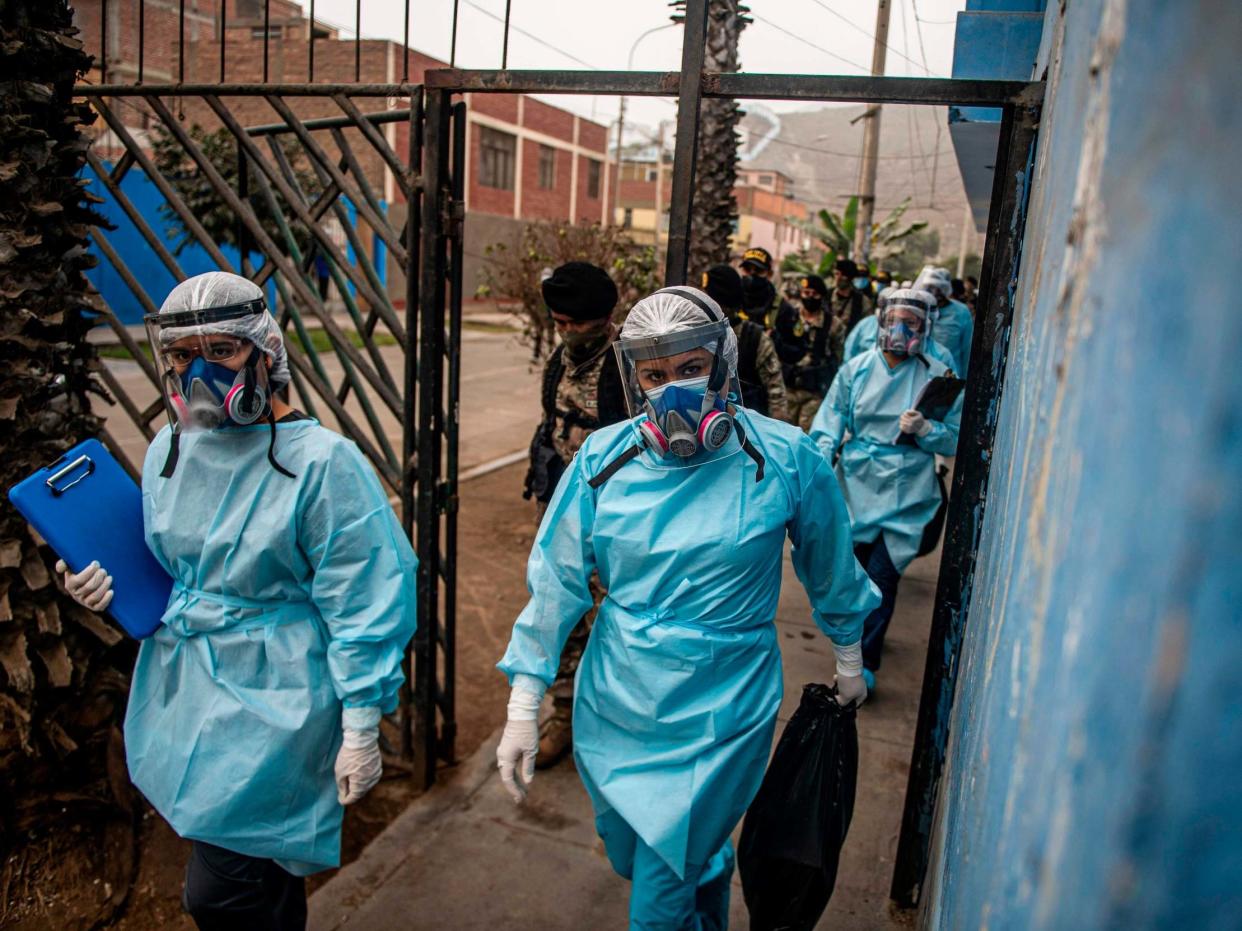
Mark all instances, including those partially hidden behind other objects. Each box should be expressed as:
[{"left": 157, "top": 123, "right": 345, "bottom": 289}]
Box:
[{"left": 924, "top": 1, "right": 1242, "bottom": 926}]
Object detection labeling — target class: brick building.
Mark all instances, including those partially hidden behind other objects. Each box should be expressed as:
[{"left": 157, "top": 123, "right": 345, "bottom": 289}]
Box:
[
  {"left": 732, "top": 168, "right": 812, "bottom": 266},
  {"left": 72, "top": 0, "right": 612, "bottom": 292},
  {"left": 612, "top": 154, "right": 811, "bottom": 269}
]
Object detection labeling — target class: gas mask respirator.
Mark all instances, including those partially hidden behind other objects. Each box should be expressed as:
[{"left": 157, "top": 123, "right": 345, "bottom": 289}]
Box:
[
  {"left": 639, "top": 373, "right": 732, "bottom": 459},
  {"left": 170, "top": 346, "right": 270, "bottom": 430}
]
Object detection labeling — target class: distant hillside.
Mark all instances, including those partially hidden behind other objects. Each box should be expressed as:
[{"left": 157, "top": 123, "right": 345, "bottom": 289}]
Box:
[{"left": 739, "top": 103, "right": 978, "bottom": 258}]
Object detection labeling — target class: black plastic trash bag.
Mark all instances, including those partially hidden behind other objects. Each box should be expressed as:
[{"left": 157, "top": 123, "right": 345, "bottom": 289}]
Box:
[{"left": 739, "top": 683, "right": 859, "bottom": 931}]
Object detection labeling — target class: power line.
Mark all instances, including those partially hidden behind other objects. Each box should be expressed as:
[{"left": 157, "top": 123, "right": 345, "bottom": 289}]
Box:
[
  {"left": 742, "top": 126, "right": 954, "bottom": 161},
  {"left": 803, "top": 0, "right": 932, "bottom": 75},
  {"left": 459, "top": 0, "right": 599, "bottom": 71},
  {"left": 749, "top": 14, "right": 871, "bottom": 72},
  {"left": 908, "top": 0, "right": 934, "bottom": 73}
]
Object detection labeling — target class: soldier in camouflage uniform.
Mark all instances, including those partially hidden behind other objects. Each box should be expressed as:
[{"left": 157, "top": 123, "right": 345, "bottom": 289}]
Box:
[
  {"left": 738, "top": 245, "right": 783, "bottom": 328},
  {"left": 772, "top": 274, "right": 842, "bottom": 431},
  {"left": 522, "top": 262, "right": 626, "bottom": 766},
  {"left": 700, "top": 264, "right": 789, "bottom": 421}
]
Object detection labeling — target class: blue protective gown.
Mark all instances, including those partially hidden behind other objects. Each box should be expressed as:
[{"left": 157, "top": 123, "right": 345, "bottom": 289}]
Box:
[
  {"left": 843, "top": 314, "right": 960, "bottom": 371},
  {"left": 498, "top": 410, "right": 879, "bottom": 886},
  {"left": 931, "top": 298, "right": 974, "bottom": 377},
  {"left": 810, "top": 350, "right": 963, "bottom": 573},
  {"left": 126, "top": 420, "right": 417, "bottom": 875}
]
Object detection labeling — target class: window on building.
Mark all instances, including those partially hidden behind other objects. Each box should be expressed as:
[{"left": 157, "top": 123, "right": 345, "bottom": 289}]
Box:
[
  {"left": 758, "top": 174, "right": 773, "bottom": 186},
  {"left": 623, "top": 208, "right": 633, "bottom": 229},
  {"left": 587, "top": 159, "right": 602, "bottom": 199},
  {"left": 479, "top": 127, "right": 516, "bottom": 191},
  {"left": 646, "top": 168, "right": 658, "bottom": 182},
  {"left": 236, "top": 0, "right": 262, "bottom": 17},
  {"left": 537, "top": 144, "right": 556, "bottom": 190}
]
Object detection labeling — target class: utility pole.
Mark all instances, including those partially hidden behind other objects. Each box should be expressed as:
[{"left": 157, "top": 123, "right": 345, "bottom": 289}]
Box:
[
  {"left": 611, "top": 98, "right": 627, "bottom": 226},
  {"left": 653, "top": 121, "right": 667, "bottom": 266},
  {"left": 956, "top": 200, "right": 973, "bottom": 278},
  {"left": 854, "top": 0, "right": 891, "bottom": 264}
]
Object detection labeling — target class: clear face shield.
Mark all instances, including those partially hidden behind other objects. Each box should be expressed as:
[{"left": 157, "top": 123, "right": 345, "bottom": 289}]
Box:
[
  {"left": 144, "top": 300, "right": 273, "bottom": 431},
  {"left": 876, "top": 291, "right": 932, "bottom": 356},
  {"left": 613, "top": 319, "right": 734, "bottom": 458}
]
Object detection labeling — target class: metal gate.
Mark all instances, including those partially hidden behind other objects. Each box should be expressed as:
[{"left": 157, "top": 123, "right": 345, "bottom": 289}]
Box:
[
  {"left": 81, "top": 82, "right": 459, "bottom": 786},
  {"left": 80, "top": 0, "right": 1041, "bottom": 905}
]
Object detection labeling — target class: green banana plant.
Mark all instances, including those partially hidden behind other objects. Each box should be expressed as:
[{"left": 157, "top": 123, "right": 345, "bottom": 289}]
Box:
[{"left": 784, "top": 196, "right": 929, "bottom": 276}]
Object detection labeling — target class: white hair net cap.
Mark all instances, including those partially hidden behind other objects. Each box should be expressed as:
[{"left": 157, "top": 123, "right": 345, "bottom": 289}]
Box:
[
  {"left": 157, "top": 272, "right": 290, "bottom": 390},
  {"left": 914, "top": 268, "right": 951, "bottom": 299},
  {"left": 878, "top": 287, "right": 933, "bottom": 319},
  {"left": 619, "top": 286, "right": 738, "bottom": 379}
]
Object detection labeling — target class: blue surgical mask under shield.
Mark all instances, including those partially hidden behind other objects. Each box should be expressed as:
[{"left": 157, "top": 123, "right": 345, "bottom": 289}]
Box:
[{"left": 853, "top": 277, "right": 870, "bottom": 290}]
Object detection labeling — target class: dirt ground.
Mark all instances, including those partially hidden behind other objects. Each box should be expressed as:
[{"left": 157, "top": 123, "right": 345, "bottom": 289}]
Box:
[{"left": 7, "top": 464, "right": 536, "bottom": 931}]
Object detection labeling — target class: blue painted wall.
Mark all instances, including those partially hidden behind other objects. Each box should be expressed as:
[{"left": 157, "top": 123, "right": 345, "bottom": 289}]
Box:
[
  {"left": 924, "top": 1, "right": 1242, "bottom": 927},
  {"left": 84, "top": 162, "right": 384, "bottom": 325}
]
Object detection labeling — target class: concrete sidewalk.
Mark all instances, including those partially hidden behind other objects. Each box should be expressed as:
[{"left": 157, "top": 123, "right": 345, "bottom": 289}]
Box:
[{"left": 309, "top": 545, "right": 939, "bottom": 930}]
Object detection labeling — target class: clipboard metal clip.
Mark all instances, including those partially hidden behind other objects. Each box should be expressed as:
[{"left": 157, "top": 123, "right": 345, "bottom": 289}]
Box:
[{"left": 45, "top": 455, "right": 95, "bottom": 496}]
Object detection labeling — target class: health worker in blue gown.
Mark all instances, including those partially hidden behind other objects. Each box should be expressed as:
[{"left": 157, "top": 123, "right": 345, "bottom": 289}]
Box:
[
  {"left": 915, "top": 266, "right": 975, "bottom": 377},
  {"left": 810, "top": 288, "right": 963, "bottom": 691},
  {"left": 495, "top": 286, "right": 880, "bottom": 930},
  {"left": 58, "top": 272, "right": 418, "bottom": 931},
  {"left": 843, "top": 286, "right": 962, "bottom": 373}
]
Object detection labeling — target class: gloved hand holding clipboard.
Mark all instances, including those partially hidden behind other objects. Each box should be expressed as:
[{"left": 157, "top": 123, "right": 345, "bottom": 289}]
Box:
[
  {"left": 895, "top": 375, "right": 965, "bottom": 446},
  {"left": 8, "top": 439, "right": 172, "bottom": 639}
]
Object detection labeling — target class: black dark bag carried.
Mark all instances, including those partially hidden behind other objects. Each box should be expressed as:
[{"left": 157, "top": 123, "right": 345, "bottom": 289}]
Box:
[
  {"left": 522, "top": 420, "right": 566, "bottom": 503},
  {"left": 739, "top": 683, "right": 858, "bottom": 931}
]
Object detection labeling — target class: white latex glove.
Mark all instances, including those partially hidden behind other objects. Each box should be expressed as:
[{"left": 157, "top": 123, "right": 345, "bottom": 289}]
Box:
[
  {"left": 835, "top": 673, "right": 868, "bottom": 708},
  {"left": 56, "top": 559, "right": 114, "bottom": 612},
  {"left": 833, "top": 640, "right": 868, "bottom": 707},
  {"left": 335, "top": 707, "right": 383, "bottom": 805},
  {"left": 899, "top": 409, "right": 933, "bottom": 437},
  {"left": 497, "top": 686, "right": 541, "bottom": 803}
]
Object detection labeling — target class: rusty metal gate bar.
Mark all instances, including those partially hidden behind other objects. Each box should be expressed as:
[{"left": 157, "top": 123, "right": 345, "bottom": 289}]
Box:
[
  {"left": 412, "top": 87, "right": 465, "bottom": 785},
  {"left": 890, "top": 94, "right": 1042, "bottom": 908}
]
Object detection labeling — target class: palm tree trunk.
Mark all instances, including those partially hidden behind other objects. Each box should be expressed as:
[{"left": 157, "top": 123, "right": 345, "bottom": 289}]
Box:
[
  {"left": 1, "top": 2, "right": 137, "bottom": 925},
  {"left": 675, "top": 1, "right": 749, "bottom": 277}
]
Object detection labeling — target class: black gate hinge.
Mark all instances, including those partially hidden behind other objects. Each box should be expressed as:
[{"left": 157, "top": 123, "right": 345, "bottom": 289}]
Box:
[{"left": 437, "top": 481, "right": 459, "bottom": 514}]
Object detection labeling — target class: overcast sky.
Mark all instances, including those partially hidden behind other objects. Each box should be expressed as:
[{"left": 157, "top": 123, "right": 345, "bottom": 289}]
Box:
[{"left": 306, "top": 0, "right": 967, "bottom": 137}]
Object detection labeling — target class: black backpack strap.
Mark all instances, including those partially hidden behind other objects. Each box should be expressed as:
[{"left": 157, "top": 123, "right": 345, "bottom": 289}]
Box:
[
  {"left": 159, "top": 429, "right": 181, "bottom": 478},
  {"left": 595, "top": 351, "right": 629, "bottom": 427},
  {"left": 810, "top": 313, "right": 831, "bottom": 365},
  {"left": 737, "top": 321, "right": 761, "bottom": 379},
  {"left": 540, "top": 345, "right": 567, "bottom": 421},
  {"left": 587, "top": 443, "right": 644, "bottom": 489},
  {"left": 733, "top": 419, "right": 766, "bottom": 483}
]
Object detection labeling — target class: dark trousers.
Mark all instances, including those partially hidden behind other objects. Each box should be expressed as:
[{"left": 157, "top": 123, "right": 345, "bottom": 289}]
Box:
[
  {"left": 854, "top": 536, "right": 902, "bottom": 672},
  {"left": 183, "top": 841, "right": 307, "bottom": 931}
]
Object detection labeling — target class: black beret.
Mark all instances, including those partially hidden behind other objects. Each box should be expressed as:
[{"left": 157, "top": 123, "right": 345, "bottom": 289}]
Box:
[
  {"left": 834, "top": 258, "right": 860, "bottom": 278},
  {"left": 700, "top": 264, "right": 744, "bottom": 312},
  {"left": 741, "top": 273, "right": 775, "bottom": 312},
  {"left": 800, "top": 274, "right": 829, "bottom": 295},
  {"left": 541, "top": 262, "right": 618, "bottom": 321}
]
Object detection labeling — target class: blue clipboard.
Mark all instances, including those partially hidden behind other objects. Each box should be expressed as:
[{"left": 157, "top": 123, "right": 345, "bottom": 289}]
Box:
[{"left": 7, "top": 438, "right": 172, "bottom": 639}]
